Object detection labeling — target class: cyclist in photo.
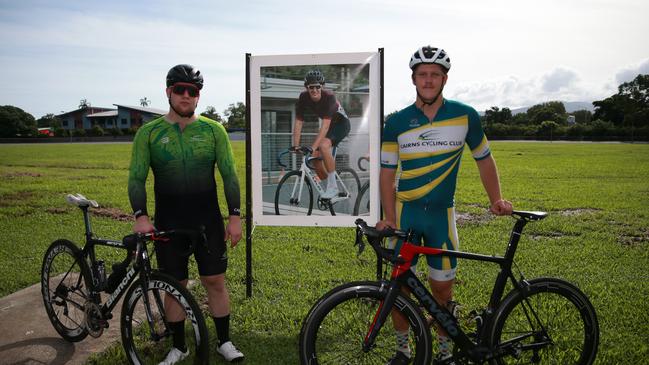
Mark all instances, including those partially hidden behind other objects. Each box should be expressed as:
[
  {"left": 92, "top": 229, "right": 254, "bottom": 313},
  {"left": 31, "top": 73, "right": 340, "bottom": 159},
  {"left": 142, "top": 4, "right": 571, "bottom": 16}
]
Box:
[
  {"left": 292, "top": 70, "right": 351, "bottom": 199},
  {"left": 378, "top": 47, "right": 513, "bottom": 364},
  {"left": 128, "top": 64, "right": 244, "bottom": 364}
]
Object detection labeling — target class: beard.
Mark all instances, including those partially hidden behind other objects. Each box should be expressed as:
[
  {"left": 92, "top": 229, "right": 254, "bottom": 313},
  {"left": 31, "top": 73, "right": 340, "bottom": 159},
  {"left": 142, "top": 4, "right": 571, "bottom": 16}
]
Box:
[{"left": 169, "top": 99, "right": 197, "bottom": 118}]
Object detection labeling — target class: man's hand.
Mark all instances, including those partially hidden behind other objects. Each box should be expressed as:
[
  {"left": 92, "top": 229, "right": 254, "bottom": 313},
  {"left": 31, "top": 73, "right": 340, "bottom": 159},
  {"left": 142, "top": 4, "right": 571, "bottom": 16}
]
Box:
[
  {"left": 133, "top": 215, "right": 155, "bottom": 233},
  {"left": 490, "top": 199, "right": 513, "bottom": 216},
  {"left": 224, "top": 215, "right": 242, "bottom": 248},
  {"left": 375, "top": 219, "right": 397, "bottom": 231}
]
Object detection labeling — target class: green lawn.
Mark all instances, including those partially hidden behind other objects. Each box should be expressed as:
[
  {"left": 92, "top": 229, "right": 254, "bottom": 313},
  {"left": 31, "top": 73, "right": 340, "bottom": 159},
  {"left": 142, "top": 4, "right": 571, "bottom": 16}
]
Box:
[{"left": 0, "top": 141, "right": 647, "bottom": 364}]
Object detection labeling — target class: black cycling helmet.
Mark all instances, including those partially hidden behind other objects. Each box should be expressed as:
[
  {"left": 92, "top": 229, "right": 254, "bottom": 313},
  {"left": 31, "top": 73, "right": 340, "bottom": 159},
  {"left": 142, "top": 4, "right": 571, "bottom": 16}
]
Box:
[
  {"left": 409, "top": 46, "right": 451, "bottom": 72},
  {"left": 304, "top": 70, "right": 325, "bottom": 86},
  {"left": 166, "top": 64, "right": 204, "bottom": 90}
]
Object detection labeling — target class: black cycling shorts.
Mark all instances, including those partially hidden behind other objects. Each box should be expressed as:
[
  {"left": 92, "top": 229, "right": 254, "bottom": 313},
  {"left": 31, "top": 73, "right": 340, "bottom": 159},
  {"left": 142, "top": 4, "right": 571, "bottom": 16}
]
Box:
[
  {"left": 326, "top": 117, "right": 351, "bottom": 147},
  {"left": 153, "top": 191, "right": 228, "bottom": 280}
]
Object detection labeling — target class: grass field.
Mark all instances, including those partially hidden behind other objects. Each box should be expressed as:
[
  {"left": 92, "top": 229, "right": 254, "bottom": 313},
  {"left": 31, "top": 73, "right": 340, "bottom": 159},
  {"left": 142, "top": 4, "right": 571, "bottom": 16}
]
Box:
[{"left": 1, "top": 141, "right": 648, "bottom": 364}]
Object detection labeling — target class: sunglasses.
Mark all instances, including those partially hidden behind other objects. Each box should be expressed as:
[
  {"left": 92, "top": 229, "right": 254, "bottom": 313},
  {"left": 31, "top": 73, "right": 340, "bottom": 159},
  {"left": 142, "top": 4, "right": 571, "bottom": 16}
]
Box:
[
  {"left": 307, "top": 85, "right": 322, "bottom": 90},
  {"left": 172, "top": 84, "right": 200, "bottom": 97}
]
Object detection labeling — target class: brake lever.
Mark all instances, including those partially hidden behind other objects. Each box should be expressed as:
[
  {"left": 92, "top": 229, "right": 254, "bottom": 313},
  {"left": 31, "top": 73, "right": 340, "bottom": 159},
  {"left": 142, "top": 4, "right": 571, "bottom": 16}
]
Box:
[{"left": 355, "top": 225, "right": 365, "bottom": 257}]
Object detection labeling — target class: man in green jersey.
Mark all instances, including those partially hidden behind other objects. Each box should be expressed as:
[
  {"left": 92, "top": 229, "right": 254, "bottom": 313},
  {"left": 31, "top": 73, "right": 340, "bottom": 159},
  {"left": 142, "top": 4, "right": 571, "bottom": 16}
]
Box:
[
  {"left": 378, "top": 47, "right": 513, "bottom": 364},
  {"left": 128, "top": 64, "right": 244, "bottom": 363}
]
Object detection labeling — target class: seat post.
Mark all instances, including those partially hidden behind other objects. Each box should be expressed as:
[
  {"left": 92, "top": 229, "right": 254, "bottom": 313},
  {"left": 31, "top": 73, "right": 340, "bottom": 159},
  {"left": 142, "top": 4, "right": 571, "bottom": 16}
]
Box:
[{"left": 80, "top": 205, "right": 93, "bottom": 241}]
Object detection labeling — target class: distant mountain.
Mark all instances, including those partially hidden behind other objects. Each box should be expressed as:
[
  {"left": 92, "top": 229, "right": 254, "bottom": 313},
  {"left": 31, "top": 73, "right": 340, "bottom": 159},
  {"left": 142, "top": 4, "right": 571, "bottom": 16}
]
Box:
[{"left": 509, "top": 101, "right": 595, "bottom": 115}]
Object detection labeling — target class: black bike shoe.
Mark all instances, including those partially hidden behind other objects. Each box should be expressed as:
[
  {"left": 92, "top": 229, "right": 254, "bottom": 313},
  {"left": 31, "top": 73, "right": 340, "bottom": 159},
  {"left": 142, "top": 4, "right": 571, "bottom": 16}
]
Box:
[{"left": 386, "top": 351, "right": 411, "bottom": 365}]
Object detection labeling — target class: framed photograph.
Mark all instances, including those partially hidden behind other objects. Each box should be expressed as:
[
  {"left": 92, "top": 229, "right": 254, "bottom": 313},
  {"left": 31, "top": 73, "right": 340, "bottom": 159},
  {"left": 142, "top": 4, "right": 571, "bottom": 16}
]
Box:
[{"left": 249, "top": 51, "right": 382, "bottom": 227}]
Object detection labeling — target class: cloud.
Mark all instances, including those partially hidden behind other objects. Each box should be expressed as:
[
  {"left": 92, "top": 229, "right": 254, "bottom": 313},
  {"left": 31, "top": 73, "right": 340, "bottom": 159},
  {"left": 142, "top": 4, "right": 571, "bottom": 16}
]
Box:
[
  {"left": 541, "top": 68, "right": 579, "bottom": 92},
  {"left": 615, "top": 58, "right": 649, "bottom": 84}
]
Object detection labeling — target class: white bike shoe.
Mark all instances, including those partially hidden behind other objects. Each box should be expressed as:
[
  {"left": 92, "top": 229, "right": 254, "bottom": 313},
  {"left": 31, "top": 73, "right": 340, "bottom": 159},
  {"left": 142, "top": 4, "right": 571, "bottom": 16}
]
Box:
[
  {"left": 320, "top": 186, "right": 339, "bottom": 200},
  {"left": 158, "top": 347, "right": 189, "bottom": 365},
  {"left": 217, "top": 341, "right": 245, "bottom": 362}
]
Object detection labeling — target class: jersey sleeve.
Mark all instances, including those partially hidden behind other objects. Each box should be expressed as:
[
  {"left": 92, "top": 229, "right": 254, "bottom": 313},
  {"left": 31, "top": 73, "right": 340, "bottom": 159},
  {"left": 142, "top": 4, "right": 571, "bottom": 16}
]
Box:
[
  {"left": 465, "top": 107, "right": 491, "bottom": 160},
  {"left": 212, "top": 123, "right": 241, "bottom": 216},
  {"left": 295, "top": 93, "right": 306, "bottom": 120},
  {"left": 380, "top": 116, "right": 399, "bottom": 169},
  {"left": 128, "top": 127, "right": 151, "bottom": 217}
]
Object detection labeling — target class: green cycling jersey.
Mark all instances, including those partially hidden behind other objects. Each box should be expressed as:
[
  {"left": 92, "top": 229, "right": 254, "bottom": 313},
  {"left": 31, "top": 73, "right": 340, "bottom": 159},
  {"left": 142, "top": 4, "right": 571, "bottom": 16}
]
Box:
[{"left": 128, "top": 115, "right": 240, "bottom": 218}]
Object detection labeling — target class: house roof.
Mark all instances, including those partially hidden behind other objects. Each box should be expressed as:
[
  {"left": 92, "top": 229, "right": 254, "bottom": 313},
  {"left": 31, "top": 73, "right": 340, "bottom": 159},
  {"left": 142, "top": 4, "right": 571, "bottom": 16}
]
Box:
[
  {"left": 56, "top": 107, "right": 114, "bottom": 117},
  {"left": 113, "top": 104, "right": 166, "bottom": 115},
  {"left": 87, "top": 110, "right": 119, "bottom": 118}
]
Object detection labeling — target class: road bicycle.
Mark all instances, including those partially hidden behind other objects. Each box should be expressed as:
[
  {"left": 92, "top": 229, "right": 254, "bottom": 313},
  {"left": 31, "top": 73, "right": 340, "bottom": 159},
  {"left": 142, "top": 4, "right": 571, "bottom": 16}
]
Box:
[
  {"left": 275, "top": 146, "right": 360, "bottom": 215},
  {"left": 41, "top": 194, "right": 209, "bottom": 365},
  {"left": 299, "top": 212, "right": 599, "bottom": 364},
  {"left": 353, "top": 155, "right": 370, "bottom": 216}
]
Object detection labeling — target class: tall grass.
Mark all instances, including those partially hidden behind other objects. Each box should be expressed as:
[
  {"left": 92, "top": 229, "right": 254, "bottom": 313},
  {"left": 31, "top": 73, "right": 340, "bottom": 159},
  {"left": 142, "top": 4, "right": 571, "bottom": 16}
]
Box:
[{"left": 0, "top": 141, "right": 647, "bottom": 364}]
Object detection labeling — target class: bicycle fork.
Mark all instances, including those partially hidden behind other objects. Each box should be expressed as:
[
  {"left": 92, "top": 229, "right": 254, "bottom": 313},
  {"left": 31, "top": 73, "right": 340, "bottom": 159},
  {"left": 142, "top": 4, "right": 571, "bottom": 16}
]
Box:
[{"left": 363, "top": 280, "right": 401, "bottom": 352}]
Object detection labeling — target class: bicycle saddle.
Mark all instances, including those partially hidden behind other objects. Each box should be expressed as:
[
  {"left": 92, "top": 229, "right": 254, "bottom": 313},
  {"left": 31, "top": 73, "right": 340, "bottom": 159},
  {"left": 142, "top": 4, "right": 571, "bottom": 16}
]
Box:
[{"left": 66, "top": 193, "right": 99, "bottom": 208}]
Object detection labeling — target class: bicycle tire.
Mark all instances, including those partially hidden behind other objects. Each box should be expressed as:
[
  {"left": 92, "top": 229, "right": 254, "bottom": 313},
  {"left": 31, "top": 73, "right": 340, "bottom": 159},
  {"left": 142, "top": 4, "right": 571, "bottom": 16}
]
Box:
[
  {"left": 489, "top": 277, "right": 599, "bottom": 365},
  {"left": 328, "top": 168, "right": 361, "bottom": 216},
  {"left": 120, "top": 271, "right": 209, "bottom": 365},
  {"left": 299, "top": 281, "right": 432, "bottom": 365},
  {"left": 353, "top": 181, "right": 370, "bottom": 216},
  {"left": 41, "top": 239, "right": 91, "bottom": 342},
  {"left": 275, "top": 170, "right": 314, "bottom": 215}
]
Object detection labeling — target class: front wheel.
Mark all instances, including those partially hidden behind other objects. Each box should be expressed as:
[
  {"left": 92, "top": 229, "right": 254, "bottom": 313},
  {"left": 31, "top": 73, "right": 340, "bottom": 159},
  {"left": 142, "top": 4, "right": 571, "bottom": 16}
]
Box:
[
  {"left": 41, "top": 239, "right": 91, "bottom": 342},
  {"left": 299, "top": 281, "right": 432, "bottom": 364},
  {"left": 489, "top": 278, "right": 599, "bottom": 364},
  {"left": 275, "top": 170, "right": 314, "bottom": 215},
  {"left": 121, "top": 271, "right": 209, "bottom": 365}
]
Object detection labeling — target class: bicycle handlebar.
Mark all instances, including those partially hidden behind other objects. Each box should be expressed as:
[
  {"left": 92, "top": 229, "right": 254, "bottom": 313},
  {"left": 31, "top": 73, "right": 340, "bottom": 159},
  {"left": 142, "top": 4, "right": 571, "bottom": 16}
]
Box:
[
  {"left": 357, "top": 156, "right": 369, "bottom": 171},
  {"left": 277, "top": 146, "right": 316, "bottom": 169}
]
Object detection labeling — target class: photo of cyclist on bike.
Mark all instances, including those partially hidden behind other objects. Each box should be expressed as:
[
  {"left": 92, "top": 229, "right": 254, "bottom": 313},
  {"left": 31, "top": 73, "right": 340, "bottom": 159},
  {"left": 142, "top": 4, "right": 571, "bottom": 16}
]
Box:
[
  {"left": 292, "top": 70, "right": 351, "bottom": 200},
  {"left": 128, "top": 64, "right": 245, "bottom": 364},
  {"left": 377, "top": 46, "right": 513, "bottom": 364}
]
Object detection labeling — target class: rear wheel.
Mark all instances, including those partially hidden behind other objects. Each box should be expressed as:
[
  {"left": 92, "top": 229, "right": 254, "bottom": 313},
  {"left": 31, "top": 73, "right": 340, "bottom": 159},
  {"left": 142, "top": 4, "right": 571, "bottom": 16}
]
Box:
[
  {"left": 275, "top": 170, "right": 314, "bottom": 215},
  {"left": 489, "top": 278, "right": 599, "bottom": 364},
  {"left": 41, "top": 239, "right": 90, "bottom": 342},
  {"left": 121, "top": 272, "right": 209, "bottom": 365}
]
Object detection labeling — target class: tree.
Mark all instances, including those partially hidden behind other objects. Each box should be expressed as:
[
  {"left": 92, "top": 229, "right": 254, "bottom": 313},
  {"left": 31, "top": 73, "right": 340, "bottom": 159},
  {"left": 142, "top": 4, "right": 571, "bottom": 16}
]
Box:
[
  {"left": 526, "top": 101, "right": 567, "bottom": 125},
  {"left": 201, "top": 106, "right": 224, "bottom": 123},
  {"left": 482, "top": 106, "right": 513, "bottom": 125},
  {"left": 79, "top": 99, "right": 91, "bottom": 109},
  {"left": 0, "top": 105, "right": 37, "bottom": 137},
  {"left": 140, "top": 97, "right": 151, "bottom": 107},
  {"left": 223, "top": 102, "right": 246, "bottom": 129},
  {"left": 593, "top": 74, "right": 649, "bottom": 129},
  {"left": 37, "top": 113, "right": 63, "bottom": 128},
  {"left": 572, "top": 109, "right": 593, "bottom": 124}
]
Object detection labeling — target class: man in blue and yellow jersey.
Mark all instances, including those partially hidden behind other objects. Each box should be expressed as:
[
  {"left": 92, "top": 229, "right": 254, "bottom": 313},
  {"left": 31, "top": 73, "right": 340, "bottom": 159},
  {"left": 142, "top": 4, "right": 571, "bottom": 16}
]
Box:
[
  {"left": 129, "top": 64, "right": 244, "bottom": 364},
  {"left": 379, "top": 47, "right": 513, "bottom": 364}
]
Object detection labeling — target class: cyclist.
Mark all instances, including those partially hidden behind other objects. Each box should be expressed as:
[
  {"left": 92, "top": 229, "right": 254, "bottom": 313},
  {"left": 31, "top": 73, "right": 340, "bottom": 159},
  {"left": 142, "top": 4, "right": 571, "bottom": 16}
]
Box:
[
  {"left": 378, "top": 47, "right": 513, "bottom": 364},
  {"left": 128, "top": 64, "right": 244, "bottom": 363},
  {"left": 292, "top": 70, "right": 351, "bottom": 199}
]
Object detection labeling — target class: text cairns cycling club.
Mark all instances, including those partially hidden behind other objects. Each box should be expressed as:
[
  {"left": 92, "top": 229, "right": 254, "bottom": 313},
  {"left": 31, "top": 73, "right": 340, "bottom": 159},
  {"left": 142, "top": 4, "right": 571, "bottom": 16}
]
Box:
[{"left": 400, "top": 140, "right": 464, "bottom": 149}]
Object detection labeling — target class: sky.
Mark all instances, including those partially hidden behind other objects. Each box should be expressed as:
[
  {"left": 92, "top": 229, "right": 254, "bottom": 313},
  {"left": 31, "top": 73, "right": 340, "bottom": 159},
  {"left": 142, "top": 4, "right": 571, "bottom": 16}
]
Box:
[{"left": 1, "top": 0, "right": 648, "bottom": 119}]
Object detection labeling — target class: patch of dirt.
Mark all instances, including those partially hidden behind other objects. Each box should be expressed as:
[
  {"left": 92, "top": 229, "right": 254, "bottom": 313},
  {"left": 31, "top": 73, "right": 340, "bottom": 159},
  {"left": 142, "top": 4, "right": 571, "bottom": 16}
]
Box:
[
  {"left": 45, "top": 207, "right": 68, "bottom": 214},
  {"left": 529, "top": 231, "right": 573, "bottom": 240},
  {"left": 0, "top": 191, "right": 35, "bottom": 206},
  {"left": 619, "top": 228, "right": 649, "bottom": 247},
  {"left": 1, "top": 172, "right": 42, "bottom": 178},
  {"left": 91, "top": 207, "right": 133, "bottom": 222},
  {"left": 456, "top": 211, "right": 492, "bottom": 226},
  {"left": 558, "top": 208, "right": 601, "bottom": 216}
]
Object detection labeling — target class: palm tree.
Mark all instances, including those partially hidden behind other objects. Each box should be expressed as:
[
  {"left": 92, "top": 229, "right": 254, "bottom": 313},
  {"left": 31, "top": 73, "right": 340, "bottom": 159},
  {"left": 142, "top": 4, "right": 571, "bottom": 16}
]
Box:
[
  {"left": 140, "top": 97, "right": 150, "bottom": 107},
  {"left": 79, "top": 99, "right": 91, "bottom": 109}
]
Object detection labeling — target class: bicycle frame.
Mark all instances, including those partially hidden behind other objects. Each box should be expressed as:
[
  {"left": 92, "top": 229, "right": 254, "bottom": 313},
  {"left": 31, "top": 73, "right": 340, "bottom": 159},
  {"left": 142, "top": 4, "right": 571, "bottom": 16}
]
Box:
[
  {"left": 364, "top": 218, "right": 532, "bottom": 362},
  {"left": 77, "top": 205, "right": 164, "bottom": 329}
]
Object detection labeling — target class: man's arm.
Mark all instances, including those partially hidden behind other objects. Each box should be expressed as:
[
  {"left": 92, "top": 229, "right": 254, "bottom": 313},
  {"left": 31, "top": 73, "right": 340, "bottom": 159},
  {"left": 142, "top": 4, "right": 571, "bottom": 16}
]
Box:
[
  {"left": 292, "top": 118, "right": 304, "bottom": 148},
  {"left": 213, "top": 124, "right": 242, "bottom": 247},
  {"left": 475, "top": 155, "right": 513, "bottom": 215},
  {"left": 377, "top": 167, "right": 398, "bottom": 229},
  {"left": 128, "top": 128, "right": 155, "bottom": 233}
]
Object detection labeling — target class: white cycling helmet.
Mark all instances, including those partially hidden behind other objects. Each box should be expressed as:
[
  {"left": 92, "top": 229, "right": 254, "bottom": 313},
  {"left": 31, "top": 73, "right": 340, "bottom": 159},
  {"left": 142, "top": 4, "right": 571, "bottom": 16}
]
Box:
[{"left": 409, "top": 46, "right": 451, "bottom": 72}]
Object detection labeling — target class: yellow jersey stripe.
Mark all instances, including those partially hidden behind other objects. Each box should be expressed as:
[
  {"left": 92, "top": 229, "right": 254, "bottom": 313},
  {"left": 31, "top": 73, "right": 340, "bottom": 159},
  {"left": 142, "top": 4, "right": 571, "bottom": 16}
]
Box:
[
  {"left": 400, "top": 145, "right": 463, "bottom": 161},
  {"left": 397, "top": 157, "right": 461, "bottom": 201},
  {"left": 400, "top": 149, "right": 462, "bottom": 180}
]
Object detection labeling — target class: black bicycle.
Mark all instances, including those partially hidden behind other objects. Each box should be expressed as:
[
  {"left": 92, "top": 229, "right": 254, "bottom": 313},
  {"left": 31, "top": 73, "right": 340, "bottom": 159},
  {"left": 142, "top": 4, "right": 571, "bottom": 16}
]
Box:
[
  {"left": 299, "top": 212, "right": 599, "bottom": 364},
  {"left": 41, "top": 194, "right": 209, "bottom": 364}
]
